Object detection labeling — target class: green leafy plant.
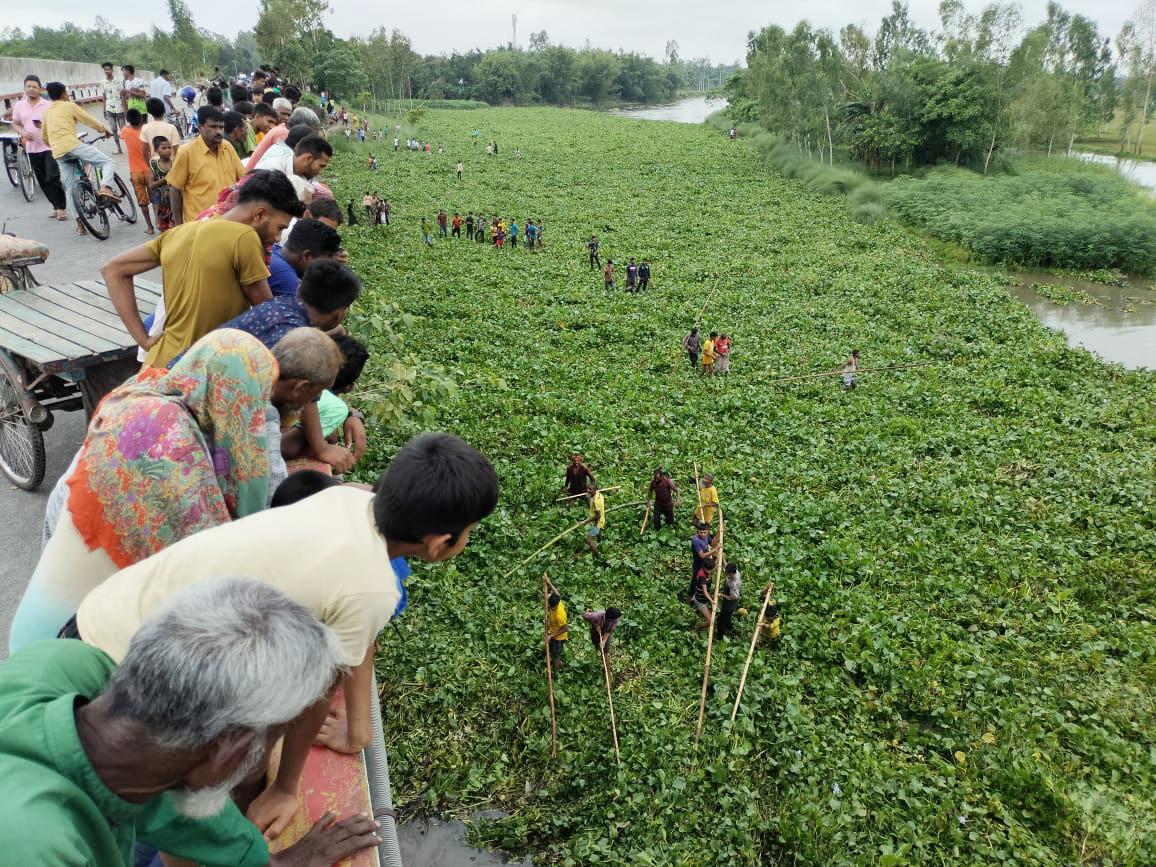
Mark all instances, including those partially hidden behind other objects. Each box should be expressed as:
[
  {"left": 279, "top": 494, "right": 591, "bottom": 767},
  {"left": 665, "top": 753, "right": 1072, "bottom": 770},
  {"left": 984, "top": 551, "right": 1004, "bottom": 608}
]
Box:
[{"left": 324, "top": 107, "right": 1156, "bottom": 866}]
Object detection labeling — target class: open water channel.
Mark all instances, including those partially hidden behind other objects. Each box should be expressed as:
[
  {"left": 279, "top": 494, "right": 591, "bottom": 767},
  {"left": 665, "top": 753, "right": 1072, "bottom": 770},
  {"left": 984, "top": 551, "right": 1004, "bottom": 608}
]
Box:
[{"left": 615, "top": 97, "right": 1156, "bottom": 370}]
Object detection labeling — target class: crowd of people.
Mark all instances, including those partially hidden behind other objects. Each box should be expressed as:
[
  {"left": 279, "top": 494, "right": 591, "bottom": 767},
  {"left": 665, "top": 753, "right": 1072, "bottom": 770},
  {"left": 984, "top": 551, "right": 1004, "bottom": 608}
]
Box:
[
  {"left": 587, "top": 235, "right": 653, "bottom": 292},
  {"left": 546, "top": 455, "right": 782, "bottom": 674},
  {"left": 0, "top": 62, "right": 516, "bottom": 866}
]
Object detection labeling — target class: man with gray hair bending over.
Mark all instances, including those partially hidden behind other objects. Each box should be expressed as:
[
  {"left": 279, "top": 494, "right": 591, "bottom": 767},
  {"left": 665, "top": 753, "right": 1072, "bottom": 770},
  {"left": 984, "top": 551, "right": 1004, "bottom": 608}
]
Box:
[{"left": 0, "top": 579, "right": 382, "bottom": 866}]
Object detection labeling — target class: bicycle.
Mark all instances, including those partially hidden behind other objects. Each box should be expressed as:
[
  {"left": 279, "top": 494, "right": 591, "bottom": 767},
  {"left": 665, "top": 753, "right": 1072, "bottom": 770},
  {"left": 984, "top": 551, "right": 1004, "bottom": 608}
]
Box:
[
  {"left": 1, "top": 120, "right": 36, "bottom": 202},
  {"left": 64, "top": 134, "right": 137, "bottom": 241}
]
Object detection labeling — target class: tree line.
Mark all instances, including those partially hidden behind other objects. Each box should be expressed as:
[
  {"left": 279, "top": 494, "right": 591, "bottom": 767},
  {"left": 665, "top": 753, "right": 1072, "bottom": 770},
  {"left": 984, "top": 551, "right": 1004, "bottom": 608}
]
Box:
[
  {"left": 0, "top": 0, "right": 738, "bottom": 107},
  {"left": 726, "top": 0, "right": 1156, "bottom": 172}
]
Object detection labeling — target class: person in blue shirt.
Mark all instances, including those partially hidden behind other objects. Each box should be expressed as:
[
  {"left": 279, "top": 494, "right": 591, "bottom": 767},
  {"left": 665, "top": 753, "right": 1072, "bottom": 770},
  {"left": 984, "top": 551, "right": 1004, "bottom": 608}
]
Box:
[
  {"left": 508, "top": 219, "right": 519, "bottom": 249},
  {"left": 268, "top": 218, "right": 343, "bottom": 298},
  {"left": 216, "top": 259, "right": 363, "bottom": 474}
]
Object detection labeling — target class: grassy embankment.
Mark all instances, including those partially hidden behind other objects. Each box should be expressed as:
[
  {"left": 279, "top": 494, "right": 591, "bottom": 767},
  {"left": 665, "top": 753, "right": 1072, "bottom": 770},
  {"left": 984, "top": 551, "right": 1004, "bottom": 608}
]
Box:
[{"left": 326, "top": 107, "right": 1155, "bottom": 866}]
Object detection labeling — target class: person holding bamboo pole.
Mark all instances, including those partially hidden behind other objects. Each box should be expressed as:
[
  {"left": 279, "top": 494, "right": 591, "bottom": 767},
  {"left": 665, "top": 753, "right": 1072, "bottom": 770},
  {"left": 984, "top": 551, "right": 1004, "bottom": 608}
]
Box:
[
  {"left": 694, "top": 474, "right": 720, "bottom": 526},
  {"left": 690, "top": 521, "right": 717, "bottom": 579},
  {"left": 690, "top": 556, "right": 717, "bottom": 633},
  {"left": 561, "top": 453, "right": 595, "bottom": 505},
  {"left": 585, "top": 480, "right": 606, "bottom": 556},
  {"left": 717, "top": 562, "right": 742, "bottom": 637},
  {"left": 583, "top": 607, "right": 621, "bottom": 656},
  {"left": 547, "top": 591, "right": 569, "bottom": 673},
  {"left": 839, "top": 349, "right": 861, "bottom": 390}
]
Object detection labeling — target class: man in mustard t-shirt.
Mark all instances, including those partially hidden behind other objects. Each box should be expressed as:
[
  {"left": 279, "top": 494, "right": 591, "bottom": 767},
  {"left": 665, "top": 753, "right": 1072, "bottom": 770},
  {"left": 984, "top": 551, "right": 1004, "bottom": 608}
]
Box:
[
  {"left": 547, "top": 591, "right": 568, "bottom": 673},
  {"left": 101, "top": 170, "right": 304, "bottom": 367},
  {"left": 41, "top": 81, "right": 122, "bottom": 234},
  {"left": 585, "top": 480, "right": 606, "bottom": 556},
  {"left": 167, "top": 106, "right": 246, "bottom": 223}
]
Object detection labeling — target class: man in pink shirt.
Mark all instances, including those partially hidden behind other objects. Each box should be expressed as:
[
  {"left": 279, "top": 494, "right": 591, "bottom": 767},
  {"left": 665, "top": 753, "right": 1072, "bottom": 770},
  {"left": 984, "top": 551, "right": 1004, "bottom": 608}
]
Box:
[{"left": 4, "top": 75, "right": 68, "bottom": 220}]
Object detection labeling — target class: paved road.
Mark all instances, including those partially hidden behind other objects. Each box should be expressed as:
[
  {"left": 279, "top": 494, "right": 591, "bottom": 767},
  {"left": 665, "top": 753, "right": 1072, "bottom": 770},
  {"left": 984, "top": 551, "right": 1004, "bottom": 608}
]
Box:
[{"left": 0, "top": 142, "right": 145, "bottom": 657}]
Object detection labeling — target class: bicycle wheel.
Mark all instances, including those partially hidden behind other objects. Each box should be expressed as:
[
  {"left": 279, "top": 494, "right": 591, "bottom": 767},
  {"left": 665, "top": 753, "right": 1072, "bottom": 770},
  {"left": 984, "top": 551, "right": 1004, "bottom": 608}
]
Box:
[
  {"left": 0, "top": 367, "right": 46, "bottom": 491},
  {"left": 2, "top": 144, "right": 18, "bottom": 187},
  {"left": 17, "top": 147, "right": 36, "bottom": 202},
  {"left": 111, "top": 174, "right": 138, "bottom": 224},
  {"left": 74, "top": 180, "right": 110, "bottom": 240}
]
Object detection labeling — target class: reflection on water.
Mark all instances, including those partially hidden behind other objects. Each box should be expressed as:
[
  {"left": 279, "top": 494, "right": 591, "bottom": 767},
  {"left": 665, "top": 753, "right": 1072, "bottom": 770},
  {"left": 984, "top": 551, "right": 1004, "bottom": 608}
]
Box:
[
  {"left": 1076, "top": 152, "right": 1156, "bottom": 193},
  {"left": 398, "top": 812, "right": 528, "bottom": 866},
  {"left": 612, "top": 96, "right": 725, "bottom": 124},
  {"left": 1008, "top": 272, "right": 1156, "bottom": 370}
]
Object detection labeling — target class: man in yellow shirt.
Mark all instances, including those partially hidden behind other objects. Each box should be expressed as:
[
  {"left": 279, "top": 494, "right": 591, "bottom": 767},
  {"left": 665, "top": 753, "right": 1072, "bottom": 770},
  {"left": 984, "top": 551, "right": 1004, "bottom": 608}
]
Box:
[
  {"left": 585, "top": 480, "right": 606, "bottom": 555},
  {"left": 168, "top": 106, "right": 245, "bottom": 223},
  {"left": 547, "top": 591, "right": 568, "bottom": 672},
  {"left": 695, "top": 474, "right": 720, "bottom": 526},
  {"left": 41, "top": 82, "right": 121, "bottom": 234},
  {"left": 102, "top": 169, "right": 304, "bottom": 367},
  {"left": 701, "top": 330, "right": 717, "bottom": 375}
]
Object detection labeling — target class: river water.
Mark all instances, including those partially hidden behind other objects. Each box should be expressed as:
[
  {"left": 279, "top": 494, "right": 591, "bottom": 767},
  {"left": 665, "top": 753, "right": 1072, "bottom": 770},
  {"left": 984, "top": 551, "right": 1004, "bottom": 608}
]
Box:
[
  {"left": 1006, "top": 273, "right": 1156, "bottom": 370},
  {"left": 611, "top": 95, "right": 724, "bottom": 124},
  {"left": 1076, "top": 152, "right": 1156, "bottom": 193}
]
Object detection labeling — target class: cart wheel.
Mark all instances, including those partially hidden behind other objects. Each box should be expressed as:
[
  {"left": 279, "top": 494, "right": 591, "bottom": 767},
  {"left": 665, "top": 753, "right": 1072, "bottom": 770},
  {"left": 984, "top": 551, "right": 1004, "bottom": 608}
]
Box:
[
  {"left": 112, "top": 174, "right": 137, "bottom": 224},
  {"left": 0, "top": 368, "right": 46, "bottom": 491},
  {"left": 74, "top": 181, "right": 110, "bottom": 241},
  {"left": 0, "top": 265, "right": 24, "bottom": 293},
  {"left": 17, "top": 147, "right": 36, "bottom": 202}
]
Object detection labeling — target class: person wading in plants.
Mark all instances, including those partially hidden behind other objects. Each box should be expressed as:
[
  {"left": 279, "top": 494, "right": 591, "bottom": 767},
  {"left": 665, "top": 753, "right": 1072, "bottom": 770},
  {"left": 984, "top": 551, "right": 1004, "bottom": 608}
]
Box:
[
  {"left": 690, "top": 556, "right": 716, "bottom": 633},
  {"left": 690, "top": 522, "right": 716, "bottom": 579},
  {"left": 701, "top": 331, "right": 717, "bottom": 376},
  {"left": 840, "top": 349, "right": 861, "bottom": 390},
  {"left": 625, "top": 258, "right": 638, "bottom": 292},
  {"left": 717, "top": 562, "right": 741, "bottom": 637},
  {"left": 694, "top": 474, "right": 720, "bottom": 527},
  {"left": 647, "top": 467, "right": 680, "bottom": 531},
  {"left": 588, "top": 234, "right": 601, "bottom": 269},
  {"left": 603, "top": 259, "right": 615, "bottom": 291},
  {"left": 421, "top": 217, "right": 433, "bottom": 246},
  {"left": 466, "top": 211, "right": 475, "bottom": 240},
  {"left": 639, "top": 258, "right": 651, "bottom": 290},
  {"left": 683, "top": 327, "right": 701, "bottom": 368},
  {"left": 583, "top": 607, "right": 621, "bottom": 657},
  {"left": 584, "top": 480, "right": 606, "bottom": 556},
  {"left": 758, "top": 587, "right": 782, "bottom": 646},
  {"left": 561, "top": 453, "right": 595, "bottom": 505},
  {"left": 547, "top": 592, "right": 568, "bottom": 673},
  {"left": 451, "top": 211, "right": 462, "bottom": 238},
  {"left": 714, "top": 333, "right": 731, "bottom": 375}
]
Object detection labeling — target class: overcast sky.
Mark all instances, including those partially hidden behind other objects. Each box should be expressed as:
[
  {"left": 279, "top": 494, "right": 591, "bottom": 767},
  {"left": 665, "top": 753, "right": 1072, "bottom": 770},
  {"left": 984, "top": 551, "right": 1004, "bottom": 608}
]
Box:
[{"left": 5, "top": 0, "right": 1141, "bottom": 65}]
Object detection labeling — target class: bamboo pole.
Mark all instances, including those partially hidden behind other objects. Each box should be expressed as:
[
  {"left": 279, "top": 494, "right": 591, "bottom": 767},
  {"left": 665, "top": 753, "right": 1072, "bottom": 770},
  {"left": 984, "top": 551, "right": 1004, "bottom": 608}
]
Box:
[
  {"left": 730, "top": 582, "right": 774, "bottom": 724},
  {"left": 543, "top": 573, "right": 558, "bottom": 758},
  {"left": 693, "top": 284, "right": 721, "bottom": 330},
  {"left": 599, "top": 634, "right": 621, "bottom": 764},
  {"left": 502, "top": 501, "right": 647, "bottom": 580},
  {"left": 764, "top": 362, "right": 937, "bottom": 385},
  {"left": 694, "top": 507, "right": 725, "bottom": 744},
  {"left": 555, "top": 485, "right": 621, "bottom": 502},
  {"left": 639, "top": 502, "right": 650, "bottom": 535}
]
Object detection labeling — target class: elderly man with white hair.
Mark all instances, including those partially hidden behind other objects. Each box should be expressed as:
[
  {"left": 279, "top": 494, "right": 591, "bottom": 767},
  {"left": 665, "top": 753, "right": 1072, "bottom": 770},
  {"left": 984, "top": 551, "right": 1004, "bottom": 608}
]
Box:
[
  {"left": 248, "top": 104, "right": 322, "bottom": 169},
  {"left": 0, "top": 579, "right": 382, "bottom": 866}
]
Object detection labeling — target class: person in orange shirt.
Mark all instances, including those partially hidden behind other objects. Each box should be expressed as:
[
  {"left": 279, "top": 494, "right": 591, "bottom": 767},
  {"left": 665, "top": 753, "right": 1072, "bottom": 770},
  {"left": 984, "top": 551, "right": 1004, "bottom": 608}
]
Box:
[{"left": 119, "top": 109, "right": 155, "bottom": 234}]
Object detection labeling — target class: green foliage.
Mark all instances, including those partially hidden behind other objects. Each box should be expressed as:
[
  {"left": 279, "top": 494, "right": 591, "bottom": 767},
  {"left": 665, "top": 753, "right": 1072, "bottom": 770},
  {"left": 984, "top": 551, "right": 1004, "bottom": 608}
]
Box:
[
  {"left": 311, "top": 42, "right": 370, "bottom": 101},
  {"left": 322, "top": 107, "right": 1156, "bottom": 865},
  {"left": 887, "top": 160, "right": 1156, "bottom": 272}
]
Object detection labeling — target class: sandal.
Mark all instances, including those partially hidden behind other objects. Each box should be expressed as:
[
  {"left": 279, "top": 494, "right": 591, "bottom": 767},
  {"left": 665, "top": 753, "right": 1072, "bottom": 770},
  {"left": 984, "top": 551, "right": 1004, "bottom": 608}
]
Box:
[
  {"left": 75, "top": 225, "right": 88, "bottom": 236},
  {"left": 97, "top": 185, "right": 122, "bottom": 201}
]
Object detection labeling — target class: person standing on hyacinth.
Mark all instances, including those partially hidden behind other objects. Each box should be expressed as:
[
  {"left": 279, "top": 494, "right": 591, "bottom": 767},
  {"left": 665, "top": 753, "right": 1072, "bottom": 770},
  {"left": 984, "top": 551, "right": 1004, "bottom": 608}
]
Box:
[
  {"left": 583, "top": 607, "right": 621, "bottom": 656},
  {"left": 603, "top": 260, "right": 615, "bottom": 291},
  {"left": 588, "top": 235, "right": 601, "bottom": 269},
  {"left": 561, "top": 453, "right": 595, "bottom": 504},
  {"left": 713, "top": 333, "right": 731, "bottom": 374},
  {"left": 840, "top": 349, "right": 860, "bottom": 390},
  {"left": 683, "top": 327, "right": 701, "bottom": 368},
  {"left": 584, "top": 480, "right": 606, "bottom": 556},
  {"left": 647, "top": 467, "right": 680, "bottom": 530},
  {"left": 694, "top": 474, "right": 720, "bottom": 526},
  {"left": 700, "top": 331, "right": 717, "bottom": 376}
]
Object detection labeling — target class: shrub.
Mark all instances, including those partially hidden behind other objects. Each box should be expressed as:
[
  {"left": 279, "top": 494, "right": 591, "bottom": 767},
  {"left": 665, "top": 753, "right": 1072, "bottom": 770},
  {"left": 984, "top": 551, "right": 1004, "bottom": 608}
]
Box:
[{"left": 887, "top": 160, "right": 1156, "bottom": 273}]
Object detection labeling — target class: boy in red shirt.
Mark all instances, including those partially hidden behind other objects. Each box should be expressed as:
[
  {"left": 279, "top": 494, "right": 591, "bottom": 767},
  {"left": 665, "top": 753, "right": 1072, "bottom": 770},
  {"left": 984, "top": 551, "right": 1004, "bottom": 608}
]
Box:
[{"left": 119, "top": 108, "right": 155, "bottom": 234}]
